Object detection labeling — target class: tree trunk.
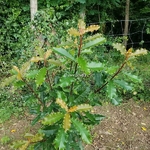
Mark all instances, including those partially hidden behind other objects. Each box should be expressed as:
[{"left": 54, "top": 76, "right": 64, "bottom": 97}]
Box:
[
  {"left": 123, "top": 0, "right": 130, "bottom": 47},
  {"left": 30, "top": 0, "right": 37, "bottom": 21}
]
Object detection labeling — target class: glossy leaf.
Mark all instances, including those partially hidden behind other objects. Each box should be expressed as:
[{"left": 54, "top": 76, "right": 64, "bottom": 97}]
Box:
[
  {"left": 76, "top": 104, "right": 92, "bottom": 112},
  {"left": 114, "top": 80, "right": 132, "bottom": 91},
  {"left": 42, "top": 112, "right": 64, "bottom": 125},
  {"left": 48, "top": 59, "right": 62, "bottom": 66},
  {"left": 107, "top": 80, "right": 116, "bottom": 99},
  {"left": 59, "top": 76, "right": 75, "bottom": 88},
  {"left": 56, "top": 98, "right": 68, "bottom": 111},
  {"left": 82, "top": 37, "right": 106, "bottom": 49},
  {"left": 84, "top": 112, "right": 105, "bottom": 125},
  {"left": 111, "top": 97, "right": 122, "bottom": 106},
  {"left": 26, "top": 70, "right": 38, "bottom": 79},
  {"left": 72, "top": 119, "right": 91, "bottom": 144},
  {"left": 54, "top": 128, "right": 66, "bottom": 150},
  {"left": 52, "top": 47, "right": 75, "bottom": 61},
  {"left": 31, "top": 56, "right": 44, "bottom": 63},
  {"left": 87, "top": 62, "right": 104, "bottom": 71},
  {"left": 112, "top": 43, "right": 126, "bottom": 55},
  {"left": 77, "top": 57, "right": 90, "bottom": 74},
  {"left": 68, "top": 28, "right": 80, "bottom": 36},
  {"left": 63, "top": 113, "right": 71, "bottom": 131},
  {"left": 130, "top": 48, "right": 147, "bottom": 57},
  {"left": 124, "top": 72, "right": 142, "bottom": 83},
  {"left": 85, "top": 25, "right": 100, "bottom": 33},
  {"left": 35, "top": 67, "right": 47, "bottom": 87}
]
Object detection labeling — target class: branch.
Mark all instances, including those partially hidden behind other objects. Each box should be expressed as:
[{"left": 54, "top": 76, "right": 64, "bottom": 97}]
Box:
[{"left": 95, "top": 61, "right": 126, "bottom": 93}]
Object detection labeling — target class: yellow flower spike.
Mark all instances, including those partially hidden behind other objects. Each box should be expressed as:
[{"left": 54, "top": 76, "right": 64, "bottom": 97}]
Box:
[
  {"left": 56, "top": 98, "right": 68, "bottom": 112},
  {"left": 68, "top": 106, "right": 77, "bottom": 113}
]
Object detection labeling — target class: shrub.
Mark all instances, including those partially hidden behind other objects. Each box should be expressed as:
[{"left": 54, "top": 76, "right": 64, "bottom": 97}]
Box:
[{"left": 1, "top": 19, "right": 147, "bottom": 150}]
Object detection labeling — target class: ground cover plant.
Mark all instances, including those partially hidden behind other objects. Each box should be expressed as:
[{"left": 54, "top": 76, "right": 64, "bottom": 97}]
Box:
[{"left": 0, "top": 19, "right": 148, "bottom": 150}]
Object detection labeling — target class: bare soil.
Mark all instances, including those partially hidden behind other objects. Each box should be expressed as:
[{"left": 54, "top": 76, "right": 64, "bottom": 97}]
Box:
[{"left": 0, "top": 100, "right": 150, "bottom": 150}]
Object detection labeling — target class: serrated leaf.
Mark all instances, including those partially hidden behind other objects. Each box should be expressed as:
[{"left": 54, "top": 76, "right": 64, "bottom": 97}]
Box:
[
  {"left": 68, "top": 28, "right": 80, "bottom": 36},
  {"left": 26, "top": 70, "right": 38, "bottom": 79},
  {"left": 68, "top": 106, "right": 77, "bottom": 112},
  {"left": 19, "top": 141, "right": 30, "bottom": 150},
  {"left": 35, "top": 67, "right": 47, "bottom": 87},
  {"left": 87, "top": 62, "right": 104, "bottom": 71},
  {"left": 20, "top": 61, "right": 31, "bottom": 75},
  {"left": 31, "top": 56, "right": 44, "bottom": 62},
  {"left": 13, "top": 66, "right": 22, "bottom": 80},
  {"left": 44, "top": 50, "right": 52, "bottom": 59},
  {"left": 85, "top": 25, "right": 100, "bottom": 33},
  {"left": 112, "top": 43, "right": 126, "bottom": 55},
  {"left": 114, "top": 80, "right": 132, "bottom": 91},
  {"left": 63, "top": 113, "right": 71, "bottom": 131},
  {"left": 42, "top": 112, "right": 64, "bottom": 125},
  {"left": 124, "top": 72, "right": 142, "bottom": 83},
  {"left": 52, "top": 47, "right": 75, "bottom": 61},
  {"left": 56, "top": 98, "right": 68, "bottom": 111},
  {"left": 0, "top": 75, "right": 16, "bottom": 87},
  {"left": 77, "top": 57, "right": 90, "bottom": 74},
  {"left": 107, "top": 80, "right": 116, "bottom": 99},
  {"left": 82, "top": 37, "right": 106, "bottom": 49},
  {"left": 76, "top": 104, "right": 92, "bottom": 112},
  {"left": 48, "top": 59, "right": 62, "bottom": 66},
  {"left": 30, "top": 133, "right": 43, "bottom": 143},
  {"left": 54, "top": 128, "right": 66, "bottom": 150},
  {"left": 130, "top": 48, "right": 147, "bottom": 57},
  {"left": 111, "top": 97, "right": 122, "bottom": 105},
  {"left": 59, "top": 76, "right": 75, "bottom": 88},
  {"left": 84, "top": 112, "right": 105, "bottom": 125},
  {"left": 72, "top": 119, "right": 91, "bottom": 144}
]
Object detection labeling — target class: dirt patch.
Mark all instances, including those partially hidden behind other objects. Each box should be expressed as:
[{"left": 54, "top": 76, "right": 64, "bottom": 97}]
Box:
[
  {"left": 0, "top": 100, "right": 150, "bottom": 150},
  {"left": 0, "top": 114, "right": 40, "bottom": 150},
  {"left": 86, "top": 100, "right": 150, "bottom": 150}
]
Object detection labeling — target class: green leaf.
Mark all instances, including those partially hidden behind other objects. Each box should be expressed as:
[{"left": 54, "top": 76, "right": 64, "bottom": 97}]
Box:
[
  {"left": 84, "top": 112, "right": 105, "bottom": 125},
  {"left": 82, "top": 37, "right": 106, "bottom": 49},
  {"left": 72, "top": 119, "right": 91, "bottom": 144},
  {"left": 111, "top": 97, "right": 122, "bottom": 106},
  {"left": 77, "top": 57, "right": 90, "bottom": 74},
  {"left": 107, "top": 80, "right": 116, "bottom": 99},
  {"left": 54, "top": 128, "right": 66, "bottom": 150},
  {"left": 114, "top": 80, "right": 132, "bottom": 91},
  {"left": 52, "top": 47, "right": 75, "bottom": 61},
  {"left": 42, "top": 112, "right": 64, "bottom": 126},
  {"left": 59, "top": 76, "right": 75, "bottom": 88},
  {"left": 87, "top": 62, "right": 104, "bottom": 71},
  {"left": 35, "top": 67, "right": 47, "bottom": 87},
  {"left": 112, "top": 43, "right": 126, "bottom": 55},
  {"left": 26, "top": 70, "right": 38, "bottom": 79},
  {"left": 76, "top": 104, "right": 92, "bottom": 112},
  {"left": 75, "top": 0, "right": 86, "bottom": 4},
  {"left": 124, "top": 72, "right": 142, "bottom": 83}
]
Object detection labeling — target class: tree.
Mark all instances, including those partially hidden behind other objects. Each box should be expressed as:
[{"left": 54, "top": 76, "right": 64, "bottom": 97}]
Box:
[
  {"left": 123, "top": 0, "right": 130, "bottom": 47},
  {"left": 30, "top": 0, "right": 37, "bottom": 21}
]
